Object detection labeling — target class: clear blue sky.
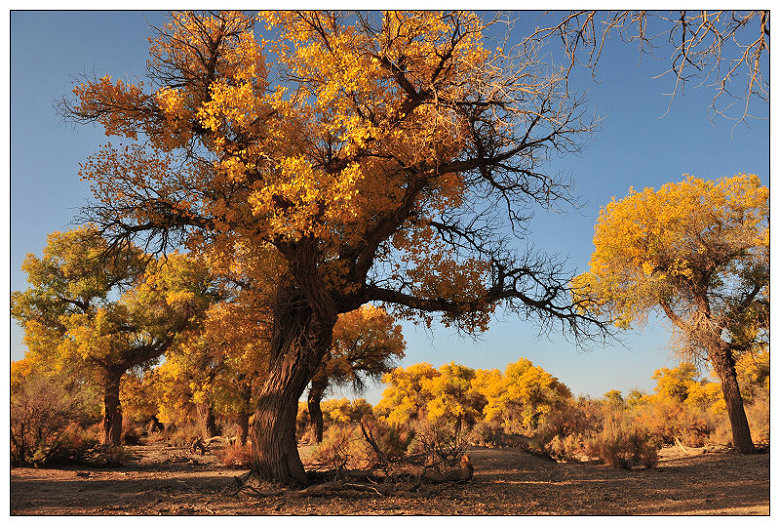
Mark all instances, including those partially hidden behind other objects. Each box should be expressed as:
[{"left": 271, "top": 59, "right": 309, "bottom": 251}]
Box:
[{"left": 9, "top": 11, "right": 770, "bottom": 404}]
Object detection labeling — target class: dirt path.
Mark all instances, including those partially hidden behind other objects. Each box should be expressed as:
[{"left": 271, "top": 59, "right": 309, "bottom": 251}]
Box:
[{"left": 11, "top": 442, "right": 769, "bottom": 515}]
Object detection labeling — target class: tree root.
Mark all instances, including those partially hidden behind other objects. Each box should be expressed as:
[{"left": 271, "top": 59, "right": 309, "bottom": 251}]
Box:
[
  {"left": 229, "top": 459, "right": 475, "bottom": 501},
  {"left": 296, "top": 481, "right": 385, "bottom": 497}
]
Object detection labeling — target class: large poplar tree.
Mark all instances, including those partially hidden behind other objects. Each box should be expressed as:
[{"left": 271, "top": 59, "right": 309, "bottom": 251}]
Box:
[{"left": 64, "top": 11, "right": 606, "bottom": 483}]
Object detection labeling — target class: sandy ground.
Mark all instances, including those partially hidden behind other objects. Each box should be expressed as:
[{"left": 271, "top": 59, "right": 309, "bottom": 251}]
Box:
[{"left": 10, "top": 441, "right": 769, "bottom": 515}]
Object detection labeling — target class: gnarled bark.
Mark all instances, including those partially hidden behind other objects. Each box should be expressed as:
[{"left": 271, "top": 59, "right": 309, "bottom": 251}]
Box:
[
  {"left": 307, "top": 371, "right": 329, "bottom": 443},
  {"left": 250, "top": 288, "right": 336, "bottom": 485},
  {"left": 709, "top": 342, "right": 755, "bottom": 454},
  {"left": 102, "top": 367, "right": 124, "bottom": 445}
]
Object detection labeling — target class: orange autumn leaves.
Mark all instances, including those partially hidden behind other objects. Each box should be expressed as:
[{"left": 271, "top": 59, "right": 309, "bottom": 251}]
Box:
[{"left": 74, "top": 11, "right": 495, "bottom": 320}]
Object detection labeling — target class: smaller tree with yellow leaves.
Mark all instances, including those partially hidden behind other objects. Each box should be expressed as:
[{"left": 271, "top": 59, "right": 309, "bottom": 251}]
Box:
[
  {"left": 575, "top": 174, "right": 768, "bottom": 453},
  {"left": 307, "top": 305, "right": 405, "bottom": 442},
  {"left": 12, "top": 228, "right": 217, "bottom": 445},
  {"left": 479, "top": 358, "right": 572, "bottom": 433}
]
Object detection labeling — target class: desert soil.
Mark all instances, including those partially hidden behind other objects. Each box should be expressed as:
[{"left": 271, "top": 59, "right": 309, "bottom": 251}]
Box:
[{"left": 10, "top": 440, "right": 769, "bottom": 516}]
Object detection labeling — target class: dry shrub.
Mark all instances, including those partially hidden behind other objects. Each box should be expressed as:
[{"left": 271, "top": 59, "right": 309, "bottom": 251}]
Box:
[
  {"left": 167, "top": 421, "right": 201, "bottom": 446},
  {"left": 35, "top": 422, "right": 101, "bottom": 466},
  {"left": 586, "top": 415, "right": 658, "bottom": 469},
  {"left": 531, "top": 400, "right": 603, "bottom": 461},
  {"left": 217, "top": 443, "right": 253, "bottom": 469},
  {"left": 632, "top": 403, "right": 715, "bottom": 448},
  {"left": 531, "top": 400, "right": 660, "bottom": 467},
  {"left": 544, "top": 433, "right": 591, "bottom": 462},
  {"left": 534, "top": 402, "right": 599, "bottom": 439},
  {"left": 407, "top": 420, "right": 469, "bottom": 466},
  {"left": 468, "top": 420, "right": 509, "bottom": 448},
  {"left": 305, "top": 424, "right": 374, "bottom": 475},
  {"left": 11, "top": 373, "right": 96, "bottom": 466},
  {"left": 745, "top": 390, "right": 769, "bottom": 446},
  {"left": 359, "top": 416, "right": 415, "bottom": 465}
]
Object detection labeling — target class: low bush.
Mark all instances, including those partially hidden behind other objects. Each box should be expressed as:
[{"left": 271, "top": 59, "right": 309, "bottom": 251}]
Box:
[
  {"left": 358, "top": 416, "right": 415, "bottom": 469},
  {"left": 407, "top": 420, "right": 469, "bottom": 466},
  {"left": 530, "top": 400, "right": 603, "bottom": 461},
  {"left": 469, "top": 420, "right": 508, "bottom": 448},
  {"left": 40, "top": 422, "right": 101, "bottom": 465},
  {"left": 304, "top": 424, "right": 375, "bottom": 475},
  {"left": 217, "top": 443, "right": 253, "bottom": 469},
  {"left": 166, "top": 421, "right": 201, "bottom": 447},
  {"left": 11, "top": 373, "right": 96, "bottom": 466},
  {"left": 632, "top": 403, "right": 715, "bottom": 448},
  {"left": 586, "top": 415, "right": 658, "bottom": 469},
  {"left": 544, "top": 433, "right": 591, "bottom": 462}
]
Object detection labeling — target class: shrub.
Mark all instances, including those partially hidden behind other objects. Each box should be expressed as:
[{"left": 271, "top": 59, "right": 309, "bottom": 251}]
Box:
[
  {"left": 40, "top": 422, "right": 101, "bottom": 465},
  {"left": 533, "top": 401, "right": 600, "bottom": 444},
  {"left": 468, "top": 420, "right": 509, "bottom": 448},
  {"left": 632, "top": 402, "right": 715, "bottom": 448},
  {"left": 11, "top": 372, "right": 96, "bottom": 466},
  {"left": 358, "top": 416, "right": 415, "bottom": 469},
  {"left": 544, "top": 433, "right": 591, "bottom": 462},
  {"left": 677, "top": 416, "right": 714, "bottom": 448},
  {"left": 586, "top": 415, "right": 658, "bottom": 469},
  {"left": 530, "top": 399, "right": 605, "bottom": 461},
  {"left": 305, "top": 424, "right": 374, "bottom": 475},
  {"left": 217, "top": 443, "right": 253, "bottom": 469},
  {"left": 167, "top": 421, "right": 201, "bottom": 447},
  {"left": 407, "top": 420, "right": 469, "bottom": 466}
]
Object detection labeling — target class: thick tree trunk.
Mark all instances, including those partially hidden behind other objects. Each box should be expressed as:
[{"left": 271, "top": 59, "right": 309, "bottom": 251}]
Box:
[
  {"left": 709, "top": 343, "right": 755, "bottom": 453},
  {"left": 198, "top": 403, "right": 218, "bottom": 439},
  {"left": 250, "top": 287, "right": 336, "bottom": 485},
  {"left": 237, "top": 412, "right": 250, "bottom": 446},
  {"left": 102, "top": 368, "right": 124, "bottom": 446},
  {"left": 307, "top": 372, "right": 328, "bottom": 443}
]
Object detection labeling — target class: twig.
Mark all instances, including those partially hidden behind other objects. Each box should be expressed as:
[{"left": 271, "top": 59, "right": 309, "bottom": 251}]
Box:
[
  {"left": 240, "top": 485, "right": 286, "bottom": 498},
  {"left": 675, "top": 438, "right": 691, "bottom": 454},
  {"left": 344, "top": 483, "right": 384, "bottom": 496}
]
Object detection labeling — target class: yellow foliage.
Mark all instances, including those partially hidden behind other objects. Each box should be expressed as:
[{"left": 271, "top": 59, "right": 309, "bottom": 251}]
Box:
[
  {"left": 648, "top": 363, "right": 725, "bottom": 415},
  {"left": 153, "top": 286, "right": 271, "bottom": 426},
  {"left": 376, "top": 362, "right": 439, "bottom": 427},
  {"left": 377, "top": 358, "right": 570, "bottom": 433},
  {"left": 320, "top": 398, "right": 373, "bottom": 426},
  {"left": 11, "top": 228, "right": 216, "bottom": 428},
  {"left": 478, "top": 358, "right": 572, "bottom": 432},
  {"left": 72, "top": 10, "right": 525, "bottom": 332},
  {"left": 574, "top": 174, "right": 768, "bottom": 331}
]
